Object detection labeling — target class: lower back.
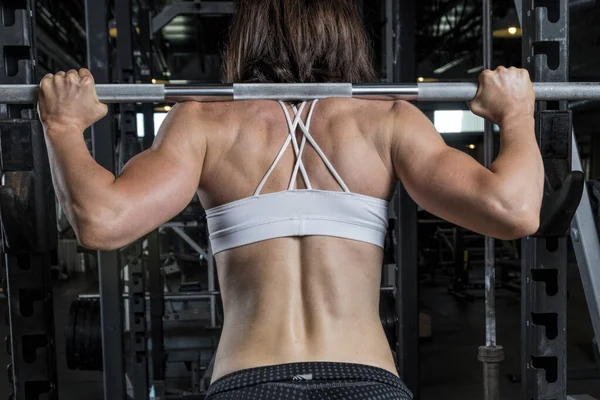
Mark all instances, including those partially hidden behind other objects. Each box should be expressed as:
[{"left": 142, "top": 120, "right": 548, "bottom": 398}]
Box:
[{"left": 211, "top": 236, "right": 397, "bottom": 382}]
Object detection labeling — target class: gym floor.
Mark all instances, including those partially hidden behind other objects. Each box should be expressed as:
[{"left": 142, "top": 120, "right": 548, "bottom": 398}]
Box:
[{"left": 0, "top": 259, "right": 598, "bottom": 400}]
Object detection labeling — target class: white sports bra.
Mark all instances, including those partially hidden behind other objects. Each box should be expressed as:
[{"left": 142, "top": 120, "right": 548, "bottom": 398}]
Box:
[{"left": 205, "top": 100, "right": 389, "bottom": 255}]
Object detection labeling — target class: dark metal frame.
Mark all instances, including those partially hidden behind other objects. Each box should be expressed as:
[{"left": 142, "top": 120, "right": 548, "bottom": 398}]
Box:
[
  {"left": 521, "top": 1, "right": 571, "bottom": 399},
  {"left": 0, "top": 1, "right": 59, "bottom": 399},
  {"left": 570, "top": 142, "right": 600, "bottom": 368},
  {"left": 128, "top": 256, "right": 149, "bottom": 400},
  {"left": 152, "top": 1, "right": 234, "bottom": 34},
  {"left": 116, "top": 0, "right": 141, "bottom": 171},
  {"left": 85, "top": 0, "right": 126, "bottom": 399},
  {"left": 115, "top": 0, "right": 149, "bottom": 398},
  {"left": 478, "top": 2, "right": 505, "bottom": 400},
  {"left": 383, "top": 0, "right": 420, "bottom": 398},
  {"left": 139, "top": 6, "right": 166, "bottom": 387}
]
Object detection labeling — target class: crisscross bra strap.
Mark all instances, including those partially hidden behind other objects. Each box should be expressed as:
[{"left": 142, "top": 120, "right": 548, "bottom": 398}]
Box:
[{"left": 254, "top": 100, "right": 350, "bottom": 196}]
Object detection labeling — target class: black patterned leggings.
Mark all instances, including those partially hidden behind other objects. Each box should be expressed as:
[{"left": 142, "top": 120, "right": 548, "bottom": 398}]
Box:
[{"left": 205, "top": 362, "right": 413, "bottom": 400}]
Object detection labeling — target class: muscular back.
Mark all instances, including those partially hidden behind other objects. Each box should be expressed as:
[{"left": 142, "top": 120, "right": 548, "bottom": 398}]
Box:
[
  {"left": 193, "top": 99, "right": 401, "bottom": 381},
  {"left": 197, "top": 99, "right": 398, "bottom": 208}
]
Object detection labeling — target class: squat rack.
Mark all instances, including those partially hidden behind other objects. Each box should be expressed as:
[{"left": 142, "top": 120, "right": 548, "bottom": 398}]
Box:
[{"left": 1, "top": 1, "right": 600, "bottom": 400}]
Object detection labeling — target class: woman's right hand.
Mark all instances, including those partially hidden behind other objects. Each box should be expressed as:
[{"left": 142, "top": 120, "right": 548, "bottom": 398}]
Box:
[{"left": 469, "top": 66, "right": 535, "bottom": 125}]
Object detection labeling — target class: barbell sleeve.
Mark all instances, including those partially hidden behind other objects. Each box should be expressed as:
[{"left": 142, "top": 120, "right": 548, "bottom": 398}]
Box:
[{"left": 1, "top": 82, "right": 600, "bottom": 104}]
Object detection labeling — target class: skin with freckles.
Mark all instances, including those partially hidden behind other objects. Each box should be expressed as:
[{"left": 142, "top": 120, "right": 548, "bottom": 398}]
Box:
[{"left": 38, "top": 66, "right": 543, "bottom": 383}]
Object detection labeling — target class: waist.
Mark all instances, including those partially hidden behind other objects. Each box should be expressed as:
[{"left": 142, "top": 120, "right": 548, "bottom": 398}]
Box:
[{"left": 212, "top": 313, "right": 397, "bottom": 381}]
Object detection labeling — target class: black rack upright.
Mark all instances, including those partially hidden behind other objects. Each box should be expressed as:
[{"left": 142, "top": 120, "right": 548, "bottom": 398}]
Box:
[
  {"left": 0, "top": 1, "right": 59, "bottom": 399},
  {"left": 520, "top": 1, "right": 579, "bottom": 399}
]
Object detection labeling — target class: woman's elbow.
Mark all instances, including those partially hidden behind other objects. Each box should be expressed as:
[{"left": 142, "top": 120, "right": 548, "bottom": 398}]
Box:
[
  {"left": 495, "top": 207, "right": 540, "bottom": 240},
  {"left": 486, "top": 182, "right": 542, "bottom": 240},
  {"left": 75, "top": 219, "right": 126, "bottom": 252}
]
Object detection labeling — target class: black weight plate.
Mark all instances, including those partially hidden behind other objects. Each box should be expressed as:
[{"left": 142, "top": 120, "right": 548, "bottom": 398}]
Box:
[
  {"left": 88, "top": 300, "right": 103, "bottom": 371},
  {"left": 66, "top": 300, "right": 80, "bottom": 370},
  {"left": 75, "top": 300, "right": 89, "bottom": 370},
  {"left": 80, "top": 300, "right": 94, "bottom": 370}
]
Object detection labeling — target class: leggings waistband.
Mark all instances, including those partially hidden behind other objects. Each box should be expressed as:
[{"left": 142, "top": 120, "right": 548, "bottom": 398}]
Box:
[{"left": 206, "top": 362, "right": 411, "bottom": 397}]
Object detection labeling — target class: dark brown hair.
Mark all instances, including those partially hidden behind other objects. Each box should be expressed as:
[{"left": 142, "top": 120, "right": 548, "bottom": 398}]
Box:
[{"left": 222, "top": 0, "right": 377, "bottom": 84}]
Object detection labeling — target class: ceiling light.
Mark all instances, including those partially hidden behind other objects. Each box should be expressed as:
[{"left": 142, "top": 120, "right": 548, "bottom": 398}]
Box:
[
  {"left": 164, "top": 105, "right": 172, "bottom": 112},
  {"left": 468, "top": 144, "right": 476, "bottom": 150},
  {"left": 418, "top": 77, "right": 425, "bottom": 82},
  {"left": 508, "top": 27, "right": 518, "bottom": 35}
]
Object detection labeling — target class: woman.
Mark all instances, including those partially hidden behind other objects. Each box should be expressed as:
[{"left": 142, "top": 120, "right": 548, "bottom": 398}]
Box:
[{"left": 37, "top": 1, "right": 543, "bottom": 399}]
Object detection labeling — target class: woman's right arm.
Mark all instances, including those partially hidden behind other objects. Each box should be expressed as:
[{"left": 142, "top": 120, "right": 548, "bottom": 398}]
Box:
[{"left": 390, "top": 67, "right": 544, "bottom": 240}]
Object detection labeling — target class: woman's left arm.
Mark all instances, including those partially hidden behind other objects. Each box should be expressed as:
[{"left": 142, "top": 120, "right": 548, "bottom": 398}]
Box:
[{"left": 39, "top": 68, "right": 206, "bottom": 251}]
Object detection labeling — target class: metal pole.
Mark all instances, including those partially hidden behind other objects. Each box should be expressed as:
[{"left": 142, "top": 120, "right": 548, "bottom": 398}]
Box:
[
  {"left": 115, "top": 0, "right": 148, "bottom": 397},
  {"left": 483, "top": 0, "right": 495, "bottom": 352},
  {"left": 0, "top": 2, "right": 59, "bottom": 398},
  {"left": 79, "top": 292, "right": 221, "bottom": 301},
  {"left": 521, "top": 0, "right": 570, "bottom": 398},
  {"left": 169, "top": 226, "right": 216, "bottom": 327},
  {"left": 139, "top": 7, "right": 164, "bottom": 383},
  {"left": 478, "top": 1, "right": 504, "bottom": 399},
  {"left": 84, "top": 0, "right": 126, "bottom": 399},
  {"left": 390, "top": 0, "right": 420, "bottom": 396},
  {"left": 207, "top": 242, "right": 217, "bottom": 328},
  {"left": 570, "top": 132, "right": 600, "bottom": 360}
]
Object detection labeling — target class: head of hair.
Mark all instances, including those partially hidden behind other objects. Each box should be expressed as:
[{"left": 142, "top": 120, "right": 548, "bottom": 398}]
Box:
[{"left": 222, "top": 0, "right": 377, "bottom": 84}]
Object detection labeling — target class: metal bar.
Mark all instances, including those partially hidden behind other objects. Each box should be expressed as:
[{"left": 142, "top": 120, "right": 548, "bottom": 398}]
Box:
[
  {"left": 570, "top": 0, "right": 596, "bottom": 12},
  {"left": 80, "top": 289, "right": 401, "bottom": 300},
  {"left": 383, "top": 0, "right": 394, "bottom": 81},
  {"left": 0, "top": 1, "right": 59, "bottom": 399},
  {"left": 152, "top": 1, "right": 234, "bottom": 34},
  {"left": 160, "top": 221, "right": 199, "bottom": 228},
  {"left": 116, "top": 2, "right": 148, "bottom": 396},
  {"left": 79, "top": 292, "right": 221, "bottom": 301},
  {"left": 85, "top": 0, "right": 126, "bottom": 399},
  {"left": 170, "top": 226, "right": 209, "bottom": 260},
  {"left": 207, "top": 242, "right": 217, "bottom": 328},
  {"left": 479, "top": 1, "right": 503, "bottom": 398},
  {"left": 570, "top": 133, "right": 600, "bottom": 359},
  {"left": 139, "top": 7, "right": 156, "bottom": 152},
  {"left": 146, "top": 230, "right": 165, "bottom": 382},
  {"left": 4, "top": 82, "right": 600, "bottom": 104},
  {"left": 396, "top": 185, "right": 419, "bottom": 397},
  {"left": 514, "top": 0, "right": 523, "bottom": 26},
  {"left": 85, "top": 7, "right": 116, "bottom": 169},
  {"left": 483, "top": 0, "right": 496, "bottom": 349},
  {"left": 521, "top": 0, "right": 570, "bottom": 398},
  {"left": 140, "top": 11, "right": 163, "bottom": 383},
  {"left": 170, "top": 226, "right": 216, "bottom": 327},
  {"left": 36, "top": 28, "right": 82, "bottom": 70},
  {"left": 390, "top": 0, "right": 419, "bottom": 396},
  {"left": 515, "top": 0, "right": 597, "bottom": 25},
  {"left": 116, "top": 0, "right": 134, "bottom": 80},
  {"left": 128, "top": 259, "right": 149, "bottom": 400}
]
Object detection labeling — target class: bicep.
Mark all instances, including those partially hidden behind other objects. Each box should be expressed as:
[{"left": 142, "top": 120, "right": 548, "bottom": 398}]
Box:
[{"left": 110, "top": 103, "right": 205, "bottom": 242}]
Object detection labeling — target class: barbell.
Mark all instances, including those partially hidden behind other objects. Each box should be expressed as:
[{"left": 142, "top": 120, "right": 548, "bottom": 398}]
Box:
[{"left": 1, "top": 82, "right": 600, "bottom": 103}]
